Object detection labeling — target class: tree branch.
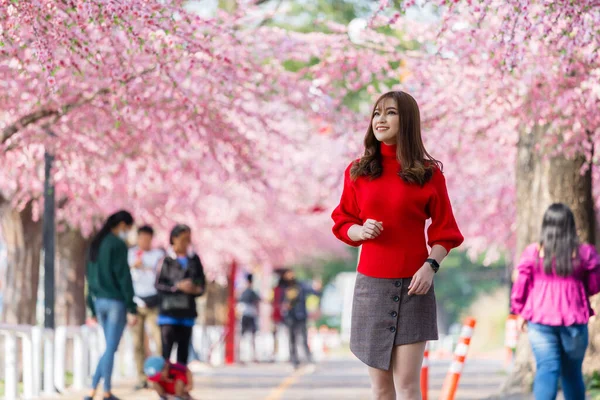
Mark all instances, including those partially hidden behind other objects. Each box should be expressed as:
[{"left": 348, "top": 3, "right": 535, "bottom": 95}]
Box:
[
  {"left": 1, "top": 67, "right": 156, "bottom": 145},
  {"left": 1, "top": 109, "right": 59, "bottom": 144}
]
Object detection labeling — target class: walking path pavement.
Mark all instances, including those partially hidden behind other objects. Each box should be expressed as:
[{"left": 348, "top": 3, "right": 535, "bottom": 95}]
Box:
[{"left": 46, "top": 352, "right": 511, "bottom": 400}]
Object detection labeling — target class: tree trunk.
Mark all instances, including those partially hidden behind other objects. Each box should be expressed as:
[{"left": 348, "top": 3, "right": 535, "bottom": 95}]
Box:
[
  {"left": 54, "top": 228, "right": 90, "bottom": 326},
  {"left": 501, "top": 125, "right": 596, "bottom": 394},
  {"left": 0, "top": 198, "right": 43, "bottom": 324},
  {"left": 586, "top": 288, "right": 600, "bottom": 375},
  {"left": 204, "top": 281, "right": 229, "bottom": 326}
]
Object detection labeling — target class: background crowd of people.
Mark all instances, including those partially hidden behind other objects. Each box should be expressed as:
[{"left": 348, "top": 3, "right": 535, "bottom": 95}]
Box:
[{"left": 84, "top": 210, "right": 322, "bottom": 398}]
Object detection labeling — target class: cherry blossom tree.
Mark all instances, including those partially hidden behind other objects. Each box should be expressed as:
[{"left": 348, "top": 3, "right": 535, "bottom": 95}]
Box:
[
  {"left": 0, "top": 1, "right": 408, "bottom": 323},
  {"left": 371, "top": 0, "right": 600, "bottom": 391}
]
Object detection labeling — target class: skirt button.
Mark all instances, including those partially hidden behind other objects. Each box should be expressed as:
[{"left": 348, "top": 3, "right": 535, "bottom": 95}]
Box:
[
  {"left": 389, "top": 326, "right": 396, "bottom": 333},
  {"left": 390, "top": 311, "right": 398, "bottom": 318}
]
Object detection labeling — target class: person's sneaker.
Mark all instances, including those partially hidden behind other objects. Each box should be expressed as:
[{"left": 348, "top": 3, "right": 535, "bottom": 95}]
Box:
[{"left": 134, "top": 381, "right": 149, "bottom": 390}]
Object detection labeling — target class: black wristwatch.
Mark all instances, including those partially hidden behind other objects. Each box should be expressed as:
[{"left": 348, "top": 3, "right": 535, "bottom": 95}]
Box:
[{"left": 426, "top": 258, "right": 440, "bottom": 273}]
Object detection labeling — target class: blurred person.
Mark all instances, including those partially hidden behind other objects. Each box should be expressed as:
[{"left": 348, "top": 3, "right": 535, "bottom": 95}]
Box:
[
  {"left": 281, "top": 270, "right": 320, "bottom": 368},
  {"left": 305, "top": 278, "right": 323, "bottom": 318},
  {"left": 144, "top": 356, "right": 194, "bottom": 400},
  {"left": 85, "top": 210, "right": 139, "bottom": 400},
  {"left": 271, "top": 272, "right": 286, "bottom": 361},
  {"left": 511, "top": 203, "right": 600, "bottom": 400},
  {"left": 155, "top": 224, "right": 206, "bottom": 366},
  {"left": 238, "top": 273, "right": 261, "bottom": 363},
  {"left": 331, "top": 91, "right": 464, "bottom": 400},
  {"left": 128, "top": 225, "right": 165, "bottom": 390}
]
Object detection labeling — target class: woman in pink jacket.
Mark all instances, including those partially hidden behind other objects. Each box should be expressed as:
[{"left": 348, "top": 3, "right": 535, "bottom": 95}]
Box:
[{"left": 511, "top": 203, "right": 600, "bottom": 400}]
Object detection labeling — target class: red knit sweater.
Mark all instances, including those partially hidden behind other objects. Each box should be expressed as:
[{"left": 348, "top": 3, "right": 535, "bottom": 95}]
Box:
[{"left": 331, "top": 143, "right": 464, "bottom": 278}]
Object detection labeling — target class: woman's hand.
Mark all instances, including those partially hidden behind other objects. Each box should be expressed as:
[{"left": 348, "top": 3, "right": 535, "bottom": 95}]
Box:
[
  {"left": 408, "top": 263, "right": 435, "bottom": 295},
  {"left": 177, "top": 279, "right": 195, "bottom": 293},
  {"left": 360, "top": 219, "right": 383, "bottom": 240},
  {"left": 348, "top": 219, "right": 383, "bottom": 241},
  {"left": 517, "top": 316, "right": 528, "bottom": 333},
  {"left": 177, "top": 279, "right": 203, "bottom": 294},
  {"left": 348, "top": 220, "right": 383, "bottom": 242}
]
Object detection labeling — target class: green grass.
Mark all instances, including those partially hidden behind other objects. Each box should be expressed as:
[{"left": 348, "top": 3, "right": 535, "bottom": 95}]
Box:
[
  {"left": 587, "top": 371, "right": 600, "bottom": 399},
  {"left": 0, "top": 381, "right": 24, "bottom": 396}
]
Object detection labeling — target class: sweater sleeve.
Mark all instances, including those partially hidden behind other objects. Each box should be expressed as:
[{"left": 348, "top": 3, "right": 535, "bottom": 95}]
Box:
[
  {"left": 86, "top": 291, "right": 96, "bottom": 318},
  {"left": 155, "top": 258, "right": 180, "bottom": 293},
  {"left": 510, "top": 244, "right": 538, "bottom": 315},
  {"left": 113, "top": 241, "right": 137, "bottom": 314},
  {"left": 192, "top": 255, "right": 206, "bottom": 297},
  {"left": 580, "top": 244, "right": 600, "bottom": 296},
  {"left": 85, "top": 274, "right": 97, "bottom": 318},
  {"left": 85, "top": 258, "right": 97, "bottom": 318},
  {"left": 426, "top": 168, "right": 464, "bottom": 252},
  {"left": 331, "top": 163, "right": 365, "bottom": 247}
]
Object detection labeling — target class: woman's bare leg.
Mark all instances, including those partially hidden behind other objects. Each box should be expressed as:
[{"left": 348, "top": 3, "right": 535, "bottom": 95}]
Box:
[
  {"left": 368, "top": 366, "right": 396, "bottom": 400},
  {"left": 391, "top": 342, "right": 426, "bottom": 400}
]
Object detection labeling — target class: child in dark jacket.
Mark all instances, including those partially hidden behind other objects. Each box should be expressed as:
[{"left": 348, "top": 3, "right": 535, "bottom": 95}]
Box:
[
  {"left": 144, "top": 356, "right": 193, "bottom": 399},
  {"left": 155, "top": 224, "right": 205, "bottom": 366}
]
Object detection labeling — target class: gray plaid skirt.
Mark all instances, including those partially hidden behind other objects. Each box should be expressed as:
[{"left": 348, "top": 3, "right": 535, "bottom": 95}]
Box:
[{"left": 350, "top": 272, "right": 438, "bottom": 371}]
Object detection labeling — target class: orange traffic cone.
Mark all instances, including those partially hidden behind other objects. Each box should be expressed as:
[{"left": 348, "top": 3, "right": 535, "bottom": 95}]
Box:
[
  {"left": 439, "top": 317, "right": 476, "bottom": 400},
  {"left": 421, "top": 342, "right": 429, "bottom": 400}
]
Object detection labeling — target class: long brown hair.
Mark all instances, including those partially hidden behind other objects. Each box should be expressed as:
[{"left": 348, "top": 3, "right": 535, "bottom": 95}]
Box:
[{"left": 350, "top": 91, "right": 441, "bottom": 185}]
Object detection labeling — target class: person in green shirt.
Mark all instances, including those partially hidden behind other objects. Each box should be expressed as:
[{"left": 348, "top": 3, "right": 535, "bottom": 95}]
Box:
[{"left": 85, "top": 210, "right": 138, "bottom": 400}]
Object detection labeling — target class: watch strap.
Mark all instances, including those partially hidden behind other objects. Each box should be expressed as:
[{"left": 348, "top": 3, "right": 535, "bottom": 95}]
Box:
[{"left": 426, "top": 258, "right": 440, "bottom": 273}]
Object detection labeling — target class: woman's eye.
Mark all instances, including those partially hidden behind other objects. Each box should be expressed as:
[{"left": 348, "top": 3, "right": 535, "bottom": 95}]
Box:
[
  {"left": 388, "top": 111, "right": 397, "bottom": 115},
  {"left": 373, "top": 112, "right": 380, "bottom": 116}
]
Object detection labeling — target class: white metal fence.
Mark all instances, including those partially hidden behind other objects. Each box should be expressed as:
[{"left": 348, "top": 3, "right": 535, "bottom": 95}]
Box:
[
  {"left": 0, "top": 323, "right": 342, "bottom": 400},
  {"left": 0, "top": 324, "right": 54, "bottom": 399}
]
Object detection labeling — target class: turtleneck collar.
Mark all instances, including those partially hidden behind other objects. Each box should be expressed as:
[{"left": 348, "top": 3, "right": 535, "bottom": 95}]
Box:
[{"left": 380, "top": 142, "right": 397, "bottom": 159}]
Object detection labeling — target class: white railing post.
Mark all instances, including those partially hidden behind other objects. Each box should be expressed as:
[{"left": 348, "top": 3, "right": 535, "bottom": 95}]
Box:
[
  {"left": 43, "top": 328, "right": 55, "bottom": 395},
  {"left": 54, "top": 326, "right": 67, "bottom": 391},
  {"left": 113, "top": 328, "right": 124, "bottom": 381},
  {"left": 208, "top": 326, "right": 225, "bottom": 366},
  {"left": 4, "top": 331, "right": 18, "bottom": 400},
  {"left": 114, "top": 328, "right": 134, "bottom": 381},
  {"left": 31, "top": 326, "right": 43, "bottom": 397},
  {"left": 21, "top": 332, "right": 34, "bottom": 399},
  {"left": 277, "top": 328, "right": 290, "bottom": 362},
  {"left": 122, "top": 329, "right": 135, "bottom": 378},
  {"left": 89, "top": 325, "right": 103, "bottom": 377},
  {"left": 73, "top": 326, "right": 89, "bottom": 390}
]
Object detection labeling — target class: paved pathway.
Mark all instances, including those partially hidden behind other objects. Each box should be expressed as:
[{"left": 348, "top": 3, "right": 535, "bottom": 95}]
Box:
[{"left": 48, "top": 355, "right": 508, "bottom": 400}]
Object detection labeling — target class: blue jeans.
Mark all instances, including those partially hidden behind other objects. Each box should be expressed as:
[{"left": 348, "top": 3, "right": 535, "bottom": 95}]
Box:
[
  {"left": 91, "top": 298, "right": 127, "bottom": 392},
  {"left": 528, "top": 322, "right": 588, "bottom": 400}
]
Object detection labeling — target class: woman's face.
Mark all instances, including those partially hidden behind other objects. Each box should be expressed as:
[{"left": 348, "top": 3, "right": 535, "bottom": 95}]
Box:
[
  {"left": 172, "top": 230, "right": 191, "bottom": 253},
  {"left": 283, "top": 270, "right": 296, "bottom": 283},
  {"left": 372, "top": 97, "right": 400, "bottom": 145},
  {"left": 115, "top": 221, "right": 133, "bottom": 241}
]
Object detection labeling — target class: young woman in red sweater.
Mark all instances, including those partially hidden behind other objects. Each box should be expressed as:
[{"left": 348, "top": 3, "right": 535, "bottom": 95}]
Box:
[{"left": 332, "top": 91, "right": 463, "bottom": 400}]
